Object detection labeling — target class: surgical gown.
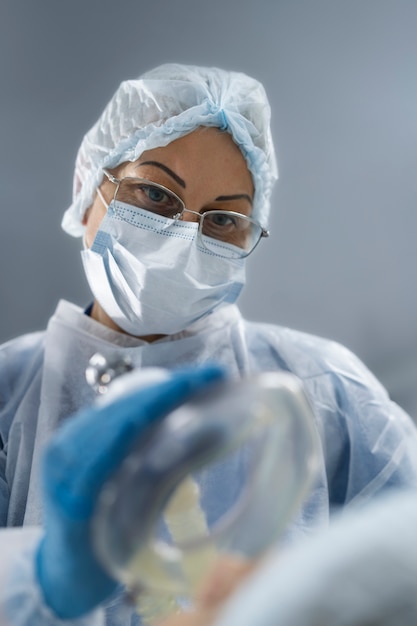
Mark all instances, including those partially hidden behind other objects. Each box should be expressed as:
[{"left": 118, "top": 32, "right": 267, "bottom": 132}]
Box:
[{"left": 1, "top": 299, "right": 417, "bottom": 626}]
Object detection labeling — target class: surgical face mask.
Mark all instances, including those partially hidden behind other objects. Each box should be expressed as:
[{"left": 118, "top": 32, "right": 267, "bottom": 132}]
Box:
[{"left": 81, "top": 198, "right": 246, "bottom": 336}]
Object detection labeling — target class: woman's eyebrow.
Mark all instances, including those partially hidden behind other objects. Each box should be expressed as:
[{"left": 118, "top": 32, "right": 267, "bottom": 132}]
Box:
[
  {"left": 215, "top": 194, "right": 253, "bottom": 205},
  {"left": 135, "top": 161, "right": 186, "bottom": 188}
]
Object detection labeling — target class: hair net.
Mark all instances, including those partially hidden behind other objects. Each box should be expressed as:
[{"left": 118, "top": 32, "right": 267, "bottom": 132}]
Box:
[{"left": 62, "top": 63, "right": 278, "bottom": 237}]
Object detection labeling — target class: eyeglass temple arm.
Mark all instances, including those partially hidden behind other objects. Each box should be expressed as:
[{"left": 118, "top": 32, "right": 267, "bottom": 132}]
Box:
[{"left": 102, "top": 168, "right": 120, "bottom": 185}]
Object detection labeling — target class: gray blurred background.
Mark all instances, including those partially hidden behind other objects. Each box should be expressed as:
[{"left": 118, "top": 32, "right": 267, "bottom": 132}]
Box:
[{"left": 1, "top": 0, "right": 417, "bottom": 414}]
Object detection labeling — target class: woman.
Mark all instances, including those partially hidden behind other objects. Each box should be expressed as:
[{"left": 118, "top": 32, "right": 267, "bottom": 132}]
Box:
[{"left": 1, "top": 63, "right": 417, "bottom": 626}]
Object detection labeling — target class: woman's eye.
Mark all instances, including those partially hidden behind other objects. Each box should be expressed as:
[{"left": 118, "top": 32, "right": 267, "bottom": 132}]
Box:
[
  {"left": 142, "top": 185, "right": 168, "bottom": 203},
  {"left": 210, "top": 213, "right": 235, "bottom": 227}
]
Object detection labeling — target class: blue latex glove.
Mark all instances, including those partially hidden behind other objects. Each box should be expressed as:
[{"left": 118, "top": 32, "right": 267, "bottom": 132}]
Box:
[{"left": 36, "top": 364, "right": 225, "bottom": 620}]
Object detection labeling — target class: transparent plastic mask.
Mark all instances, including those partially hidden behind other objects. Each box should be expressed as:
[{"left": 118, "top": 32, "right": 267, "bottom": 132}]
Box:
[{"left": 91, "top": 366, "right": 320, "bottom": 620}]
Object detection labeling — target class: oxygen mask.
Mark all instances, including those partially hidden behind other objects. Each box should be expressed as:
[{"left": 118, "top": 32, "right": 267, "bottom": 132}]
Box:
[{"left": 86, "top": 354, "right": 320, "bottom": 622}]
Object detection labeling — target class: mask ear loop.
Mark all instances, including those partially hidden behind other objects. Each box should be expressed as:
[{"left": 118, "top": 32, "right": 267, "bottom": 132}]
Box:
[{"left": 96, "top": 187, "right": 109, "bottom": 211}]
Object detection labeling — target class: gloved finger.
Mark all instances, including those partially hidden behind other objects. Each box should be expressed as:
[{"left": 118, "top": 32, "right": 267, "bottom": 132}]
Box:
[{"left": 43, "top": 363, "right": 226, "bottom": 519}]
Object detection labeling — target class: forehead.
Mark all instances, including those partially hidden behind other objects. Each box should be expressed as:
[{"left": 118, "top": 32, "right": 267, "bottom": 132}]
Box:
[{"left": 119, "top": 127, "right": 253, "bottom": 192}]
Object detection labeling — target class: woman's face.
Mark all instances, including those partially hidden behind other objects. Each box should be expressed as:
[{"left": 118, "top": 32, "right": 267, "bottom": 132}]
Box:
[
  {"left": 83, "top": 127, "right": 254, "bottom": 247},
  {"left": 82, "top": 126, "right": 254, "bottom": 337}
]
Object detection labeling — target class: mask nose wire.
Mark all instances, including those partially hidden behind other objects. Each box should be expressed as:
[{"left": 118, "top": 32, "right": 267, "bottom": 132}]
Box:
[{"left": 96, "top": 184, "right": 203, "bottom": 238}]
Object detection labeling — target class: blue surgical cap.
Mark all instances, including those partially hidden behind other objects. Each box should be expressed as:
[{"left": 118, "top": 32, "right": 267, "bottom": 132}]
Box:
[{"left": 62, "top": 63, "right": 278, "bottom": 236}]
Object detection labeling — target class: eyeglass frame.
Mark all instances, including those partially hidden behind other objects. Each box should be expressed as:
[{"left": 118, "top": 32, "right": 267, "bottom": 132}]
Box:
[{"left": 101, "top": 168, "right": 269, "bottom": 258}]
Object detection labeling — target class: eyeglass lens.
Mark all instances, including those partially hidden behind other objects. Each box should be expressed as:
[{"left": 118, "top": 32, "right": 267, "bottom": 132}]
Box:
[{"left": 116, "top": 177, "right": 261, "bottom": 257}]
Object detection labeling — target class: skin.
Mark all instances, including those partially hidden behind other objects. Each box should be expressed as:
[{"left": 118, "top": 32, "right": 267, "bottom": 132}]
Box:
[
  {"left": 155, "top": 554, "right": 259, "bottom": 626},
  {"left": 82, "top": 127, "right": 254, "bottom": 342}
]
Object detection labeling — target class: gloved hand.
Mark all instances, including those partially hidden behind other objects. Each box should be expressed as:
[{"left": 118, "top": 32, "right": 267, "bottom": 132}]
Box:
[{"left": 35, "top": 364, "right": 225, "bottom": 620}]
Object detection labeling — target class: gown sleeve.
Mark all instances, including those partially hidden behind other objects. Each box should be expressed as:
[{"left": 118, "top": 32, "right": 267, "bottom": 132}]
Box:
[
  {"left": 0, "top": 526, "right": 105, "bottom": 626},
  {"left": 298, "top": 340, "right": 417, "bottom": 507}
]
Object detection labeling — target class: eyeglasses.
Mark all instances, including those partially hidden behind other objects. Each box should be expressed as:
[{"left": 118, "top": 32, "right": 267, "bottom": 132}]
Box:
[{"left": 102, "top": 169, "right": 269, "bottom": 259}]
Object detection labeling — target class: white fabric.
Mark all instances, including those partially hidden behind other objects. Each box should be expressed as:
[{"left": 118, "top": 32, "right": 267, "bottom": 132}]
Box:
[
  {"left": 2, "top": 300, "right": 417, "bottom": 625},
  {"left": 214, "top": 488, "right": 417, "bottom": 626},
  {"left": 61, "top": 63, "right": 278, "bottom": 237},
  {"left": 81, "top": 202, "right": 246, "bottom": 335}
]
